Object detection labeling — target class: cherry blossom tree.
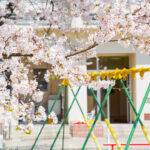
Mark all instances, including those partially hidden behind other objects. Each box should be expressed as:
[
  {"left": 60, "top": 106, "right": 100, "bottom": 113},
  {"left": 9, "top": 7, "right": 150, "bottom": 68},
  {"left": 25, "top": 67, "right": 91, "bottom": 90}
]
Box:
[{"left": 0, "top": 0, "right": 150, "bottom": 133}]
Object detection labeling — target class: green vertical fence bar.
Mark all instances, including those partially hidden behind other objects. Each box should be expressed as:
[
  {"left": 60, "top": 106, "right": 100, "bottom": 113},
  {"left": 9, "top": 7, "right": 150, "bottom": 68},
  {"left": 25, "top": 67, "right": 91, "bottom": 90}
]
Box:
[
  {"left": 81, "top": 85, "right": 113, "bottom": 150},
  {"left": 69, "top": 86, "right": 84, "bottom": 115},
  {"left": 31, "top": 85, "right": 64, "bottom": 150},
  {"left": 125, "top": 83, "right": 150, "bottom": 150},
  {"left": 120, "top": 78, "right": 150, "bottom": 144},
  {"left": 70, "top": 86, "right": 102, "bottom": 150},
  {"left": 50, "top": 86, "right": 81, "bottom": 150},
  {"left": 120, "top": 79, "right": 144, "bottom": 126},
  {"left": 70, "top": 86, "right": 106, "bottom": 119},
  {"left": 90, "top": 88, "right": 107, "bottom": 119},
  {"left": 62, "top": 86, "right": 67, "bottom": 150}
]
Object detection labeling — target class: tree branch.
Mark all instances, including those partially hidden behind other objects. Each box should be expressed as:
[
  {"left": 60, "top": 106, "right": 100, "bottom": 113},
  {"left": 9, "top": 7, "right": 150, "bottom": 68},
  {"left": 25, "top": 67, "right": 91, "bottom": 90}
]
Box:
[
  {"left": 0, "top": 2, "right": 15, "bottom": 26},
  {"left": 2, "top": 38, "right": 129, "bottom": 59},
  {"left": 65, "top": 42, "right": 98, "bottom": 58},
  {"left": 65, "top": 39, "right": 123, "bottom": 58},
  {"left": 3, "top": 53, "right": 33, "bottom": 59}
]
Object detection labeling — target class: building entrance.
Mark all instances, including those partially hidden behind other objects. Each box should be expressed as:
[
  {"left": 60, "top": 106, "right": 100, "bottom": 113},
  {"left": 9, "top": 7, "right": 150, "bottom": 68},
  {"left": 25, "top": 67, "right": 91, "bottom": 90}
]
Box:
[
  {"left": 101, "top": 79, "right": 130, "bottom": 123},
  {"left": 87, "top": 56, "right": 131, "bottom": 123}
]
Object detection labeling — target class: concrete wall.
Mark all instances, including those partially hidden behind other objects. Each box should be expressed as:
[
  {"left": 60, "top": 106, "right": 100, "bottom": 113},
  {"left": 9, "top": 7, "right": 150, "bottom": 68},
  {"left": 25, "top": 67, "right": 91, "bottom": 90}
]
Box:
[
  {"left": 67, "top": 65, "right": 87, "bottom": 123},
  {"left": 136, "top": 53, "right": 150, "bottom": 123}
]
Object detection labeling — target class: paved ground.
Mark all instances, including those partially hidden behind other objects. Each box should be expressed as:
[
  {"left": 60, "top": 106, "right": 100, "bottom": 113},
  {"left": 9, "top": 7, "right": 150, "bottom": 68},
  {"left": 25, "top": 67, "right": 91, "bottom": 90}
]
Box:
[
  {"left": 3, "top": 123, "right": 150, "bottom": 150},
  {"left": 4, "top": 136, "right": 150, "bottom": 150}
]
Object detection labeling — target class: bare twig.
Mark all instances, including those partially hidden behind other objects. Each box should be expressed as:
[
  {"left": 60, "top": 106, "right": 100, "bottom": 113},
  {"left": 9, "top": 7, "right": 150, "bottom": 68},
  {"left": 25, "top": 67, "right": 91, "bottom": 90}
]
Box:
[
  {"left": 45, "top": 1, "right": 54, "bottom": 35},
  {"left": 132, "top": 8, "right": 141, "bottom": 15},
  {"left": 45, "top": 0, "right": 49, "bottom": 10},
  {"left": 28, "top": 0, "right": 38, "bottom": 15}
]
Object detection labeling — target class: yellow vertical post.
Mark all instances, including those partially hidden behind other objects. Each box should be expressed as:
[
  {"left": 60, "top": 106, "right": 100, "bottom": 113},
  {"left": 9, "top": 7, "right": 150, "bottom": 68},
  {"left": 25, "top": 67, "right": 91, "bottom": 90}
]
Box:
[
  {"left": 105, "top": 119, "right": 122, "bottom": 150},
  {"left": 141, "top": 126, "right": 150, "bottom": 144},
  {"left": 90, "top": 87, "right": 122, "bottom": 150}
]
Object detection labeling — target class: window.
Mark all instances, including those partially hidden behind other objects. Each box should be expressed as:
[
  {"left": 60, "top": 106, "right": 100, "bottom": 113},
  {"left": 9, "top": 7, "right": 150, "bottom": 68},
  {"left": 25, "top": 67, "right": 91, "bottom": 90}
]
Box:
[
  {"left": 34, "top": 69, "right": 48, "bottom": 91},
  {"left": 89, "top": 13, "right": 99, "bottom": 25},
  {"left": 87, "top": 56, "right": 129, "bottom": 70}
]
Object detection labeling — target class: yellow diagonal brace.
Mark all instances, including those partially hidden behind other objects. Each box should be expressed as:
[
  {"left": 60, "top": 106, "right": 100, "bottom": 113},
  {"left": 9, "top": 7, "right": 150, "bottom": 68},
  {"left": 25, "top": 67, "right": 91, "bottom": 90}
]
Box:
[
  {"left": 83, "top": 115, "right": 101, "bottom": 150},
  {"left": 105, "top": 119, "right": 122, "bottom": 150},
  {"left": 141, "top": 125, "right": 150, "bottom": 144}
]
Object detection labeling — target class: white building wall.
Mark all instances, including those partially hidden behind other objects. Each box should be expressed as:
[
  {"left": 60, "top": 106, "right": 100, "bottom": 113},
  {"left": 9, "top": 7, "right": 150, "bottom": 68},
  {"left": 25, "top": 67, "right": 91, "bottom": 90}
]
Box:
[
  {"left": 68, "top": 65, "right": 87, "bottom": 123},
  {"left": 136, "top": 54, "right": 150, "bottom": 123}
]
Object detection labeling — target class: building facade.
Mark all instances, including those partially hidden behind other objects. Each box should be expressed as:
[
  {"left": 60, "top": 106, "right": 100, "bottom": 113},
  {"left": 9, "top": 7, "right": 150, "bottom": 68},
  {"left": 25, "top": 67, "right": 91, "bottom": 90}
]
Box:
[{"left": 0, "top": 0, "right": 150, "bottom": 127}]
